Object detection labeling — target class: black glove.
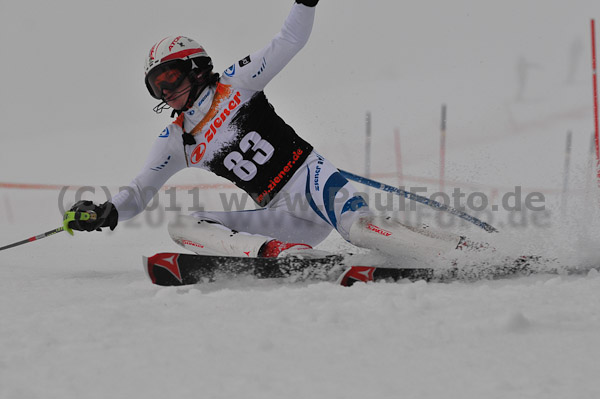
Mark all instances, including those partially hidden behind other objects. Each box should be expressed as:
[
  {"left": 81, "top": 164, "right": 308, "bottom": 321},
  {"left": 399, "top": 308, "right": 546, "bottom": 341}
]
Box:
[
  {"left": 296, "top": 0, "right": 318, "bottom": 6},
  {"left": 67, "top": 200, "right": 119, "bottom": 232}
]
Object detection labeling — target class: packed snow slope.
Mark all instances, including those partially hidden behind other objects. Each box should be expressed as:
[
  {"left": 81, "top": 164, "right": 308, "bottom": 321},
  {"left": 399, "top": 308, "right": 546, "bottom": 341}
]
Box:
[{"left": 1, "top": 1, "right": 600, "bottom": 398}]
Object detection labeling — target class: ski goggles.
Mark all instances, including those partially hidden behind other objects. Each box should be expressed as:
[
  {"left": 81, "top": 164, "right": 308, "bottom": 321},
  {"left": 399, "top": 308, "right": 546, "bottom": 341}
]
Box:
[{"left": 146, "top": 61, "right": 192, "bottom": 99}]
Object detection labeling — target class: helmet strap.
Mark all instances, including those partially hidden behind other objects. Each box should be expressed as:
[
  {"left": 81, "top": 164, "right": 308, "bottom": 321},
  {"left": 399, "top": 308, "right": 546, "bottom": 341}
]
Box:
[{"left": 183, "top": 69, "right": 215, "bottom": 111}]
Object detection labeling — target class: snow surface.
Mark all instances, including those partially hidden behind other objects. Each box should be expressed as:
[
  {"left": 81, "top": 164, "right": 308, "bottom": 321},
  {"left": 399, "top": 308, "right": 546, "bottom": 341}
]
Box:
[{"left": 2, "top": 0, "right": 600, "bottom": 398}]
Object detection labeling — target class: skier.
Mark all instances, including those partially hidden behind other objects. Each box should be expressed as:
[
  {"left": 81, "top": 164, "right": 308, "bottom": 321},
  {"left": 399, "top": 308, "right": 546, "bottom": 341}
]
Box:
[{"left": 66, "top": 0, "right": 463, "bottom": 275}]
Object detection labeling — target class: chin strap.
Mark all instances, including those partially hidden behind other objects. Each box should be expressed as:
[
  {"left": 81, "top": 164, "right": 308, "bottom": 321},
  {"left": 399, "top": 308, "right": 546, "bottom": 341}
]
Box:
[{"left": 183, "top": 71, "right": 220, "bottom": 111}]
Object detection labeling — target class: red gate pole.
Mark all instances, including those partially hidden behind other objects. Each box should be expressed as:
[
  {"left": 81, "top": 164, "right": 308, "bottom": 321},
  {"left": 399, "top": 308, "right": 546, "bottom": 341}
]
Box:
[{"left": 591, "top": 19, "right": 600, "bottom": 183}]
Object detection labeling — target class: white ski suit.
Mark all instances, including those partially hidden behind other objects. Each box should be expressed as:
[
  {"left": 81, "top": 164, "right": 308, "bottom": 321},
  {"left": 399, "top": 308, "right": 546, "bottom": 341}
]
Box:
[
  {"left": 111, "top": 4, "right": 370, "bottom": 251},
  {"left": 111, "top": 3, "right": 461, "bottom": 261}
]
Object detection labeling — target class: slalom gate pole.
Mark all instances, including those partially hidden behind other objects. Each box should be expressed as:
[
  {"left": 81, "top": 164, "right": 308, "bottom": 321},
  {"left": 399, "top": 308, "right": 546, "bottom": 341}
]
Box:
[
  {"left": 394, "top": 128, "right": 403, "bottom": 186},
  {"left": 585, "top": 132, "right": 596, "bottom": 206},
  {"left": 364, "top": 112, "right": 372, "bottom": 194},
  {"left": 338, "top": 169, "right": 498, "bottom": 233},
  {"left": 591, "top": 19, "right": 600, "bottom": 183},
  {"left": 440, "top": 104, "right": 447, "bottom": 192},
  {"left": 561, "top": 131, "right": 572, "bottom": 214},
  {"left": 589, "top": 131, "right": 597, "bottom": 182},
  {"left": 0, "top": 211, "right": 96, "bottom": 252}
]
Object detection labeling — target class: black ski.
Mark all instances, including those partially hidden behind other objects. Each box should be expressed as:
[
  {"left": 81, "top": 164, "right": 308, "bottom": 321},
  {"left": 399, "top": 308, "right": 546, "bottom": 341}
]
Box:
[
  {"left": 143, "top": 252, "right": 432, "bottom": 286},
  {"left": 143, "top": 252, "right": 594, "bottom": 287}
]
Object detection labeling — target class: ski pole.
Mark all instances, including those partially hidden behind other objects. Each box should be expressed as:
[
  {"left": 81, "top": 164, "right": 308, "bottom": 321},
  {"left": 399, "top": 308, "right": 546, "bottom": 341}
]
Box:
[
  {"left": 0, "top": 211, "right": 96, "bottom": 252},
  {"left": 338, "top": 169, "right": 498, "bottom": 233},
  {"left": 0, "top": 227, "right": 66, "bottom": 252}
]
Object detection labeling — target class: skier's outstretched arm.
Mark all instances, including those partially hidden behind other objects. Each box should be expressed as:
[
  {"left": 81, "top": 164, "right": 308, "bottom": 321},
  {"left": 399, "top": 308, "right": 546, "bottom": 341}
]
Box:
[{"left": 227, "top": 0, "right": 319, "bottom": 92}]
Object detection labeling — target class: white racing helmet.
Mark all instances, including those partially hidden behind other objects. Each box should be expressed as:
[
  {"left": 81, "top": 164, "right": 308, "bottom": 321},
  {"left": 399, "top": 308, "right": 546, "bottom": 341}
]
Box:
[{"left": 144, "top": 36, "right": 214, "bottom": 104}]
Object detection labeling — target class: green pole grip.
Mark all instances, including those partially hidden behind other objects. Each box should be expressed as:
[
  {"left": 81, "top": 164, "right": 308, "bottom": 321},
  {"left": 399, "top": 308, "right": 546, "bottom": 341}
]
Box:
[{"left": 62, "top": 211, "right": 97, "bottom": 236}]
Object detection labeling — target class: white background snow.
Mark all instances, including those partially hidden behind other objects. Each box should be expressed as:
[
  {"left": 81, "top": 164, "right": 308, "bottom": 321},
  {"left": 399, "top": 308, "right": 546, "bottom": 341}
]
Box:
[{"left": 1, "top": 0, "right": 600, "bottom": 398}]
